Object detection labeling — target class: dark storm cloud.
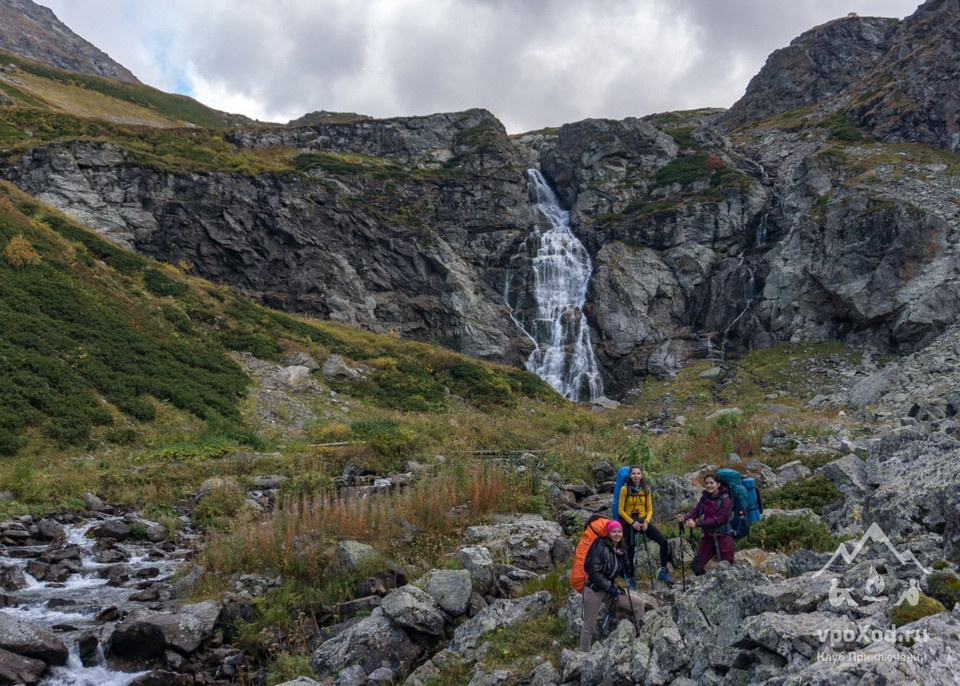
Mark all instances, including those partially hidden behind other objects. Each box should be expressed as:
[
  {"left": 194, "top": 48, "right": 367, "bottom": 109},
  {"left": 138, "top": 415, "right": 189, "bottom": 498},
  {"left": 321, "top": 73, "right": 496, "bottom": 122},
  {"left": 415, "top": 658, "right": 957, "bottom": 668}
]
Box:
[{"left": 40, "top": 0, "right": 920, "bottom": 132}]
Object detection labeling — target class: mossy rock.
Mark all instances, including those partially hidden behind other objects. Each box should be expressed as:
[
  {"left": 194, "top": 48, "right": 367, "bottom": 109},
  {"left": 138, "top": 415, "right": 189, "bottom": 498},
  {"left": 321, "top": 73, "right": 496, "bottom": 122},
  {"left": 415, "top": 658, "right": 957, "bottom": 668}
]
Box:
[
  {"left": 891, "top": 591, "right": 946, "bottom": 627},
  {"left": 932, "top": 559, "right": 949, "bottom": 571},
  {"left": 927, "top": 572, "right": 960, "bottom": 610}
]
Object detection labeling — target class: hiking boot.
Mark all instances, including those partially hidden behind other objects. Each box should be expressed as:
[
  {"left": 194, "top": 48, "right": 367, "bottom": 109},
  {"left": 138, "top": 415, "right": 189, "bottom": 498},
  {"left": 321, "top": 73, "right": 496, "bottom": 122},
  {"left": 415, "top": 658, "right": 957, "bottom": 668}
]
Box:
[
  {"left": 658, "top": 567, "right": 674, "bottom": 586},
  {"left": 627, "top": 577, "right": 637, "bottom": 590}
]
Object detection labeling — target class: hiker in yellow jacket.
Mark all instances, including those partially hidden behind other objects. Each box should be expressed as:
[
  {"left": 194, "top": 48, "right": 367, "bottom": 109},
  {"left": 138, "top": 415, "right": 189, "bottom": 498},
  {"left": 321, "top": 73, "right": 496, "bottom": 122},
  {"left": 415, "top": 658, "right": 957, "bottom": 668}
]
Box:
[{"left": 617, "top": 466, "right": 673, "bottom": 586}]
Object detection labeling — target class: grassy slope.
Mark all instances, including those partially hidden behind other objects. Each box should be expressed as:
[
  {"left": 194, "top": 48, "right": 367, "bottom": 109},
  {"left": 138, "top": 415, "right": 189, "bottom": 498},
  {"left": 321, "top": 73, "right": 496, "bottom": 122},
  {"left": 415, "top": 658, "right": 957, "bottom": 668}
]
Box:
[
  {"left": 0, "top": 181, "right": 564, "bottom": 511},
  {"left": 0, "top": 49, "right": 244, "bottom": 127}
]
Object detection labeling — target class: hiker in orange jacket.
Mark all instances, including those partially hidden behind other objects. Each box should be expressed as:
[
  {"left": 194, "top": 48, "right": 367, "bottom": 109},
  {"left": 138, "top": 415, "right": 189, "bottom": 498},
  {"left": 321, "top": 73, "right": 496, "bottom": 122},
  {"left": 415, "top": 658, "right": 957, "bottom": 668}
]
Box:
[{"left": 579, "top": 520, "right": 645, "bottom": 651}]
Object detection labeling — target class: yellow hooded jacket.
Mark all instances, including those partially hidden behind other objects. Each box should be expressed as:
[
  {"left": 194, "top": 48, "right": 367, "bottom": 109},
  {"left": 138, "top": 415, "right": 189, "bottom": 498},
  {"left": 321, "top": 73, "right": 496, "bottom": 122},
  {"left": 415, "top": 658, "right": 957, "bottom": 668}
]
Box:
[{"left": 617, "top": 483, "right": 652, "bottom": 525}]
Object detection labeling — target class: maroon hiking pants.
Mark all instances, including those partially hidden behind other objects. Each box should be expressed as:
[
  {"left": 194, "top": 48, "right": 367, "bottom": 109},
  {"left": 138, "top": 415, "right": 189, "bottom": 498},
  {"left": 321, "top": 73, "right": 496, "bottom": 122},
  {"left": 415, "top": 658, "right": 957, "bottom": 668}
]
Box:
[{"left": 692, "top": 533, "right": 734, "bottom": 574}]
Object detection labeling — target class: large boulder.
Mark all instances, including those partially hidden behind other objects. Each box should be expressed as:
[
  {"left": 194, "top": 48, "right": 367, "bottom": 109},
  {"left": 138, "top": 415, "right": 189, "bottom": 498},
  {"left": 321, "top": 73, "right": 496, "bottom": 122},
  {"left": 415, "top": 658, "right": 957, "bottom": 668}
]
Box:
[
  {"left": 457, "top": 546, "right": 495, "bottom": 594},
  {"left": 733, "top": 611, "right": 858, "bottom": 664},
  {"left": 0, "top": 565, "right": 27, "bottom": 591},
  {"left": 673, "top": 564, "right": 767, "bottom": 681},
  {"left": 819, "top": 454, "right": 872, "bottom": 499},
  {"left": 746, "top": 573, "right": 834, "bottom": 614},
  {"left": 579, "top": 620, "right": 645, "bottom": 686},
  {"left": 860, "top": 430, "right": 960, "bottom": 554},
  {"left": 464, "top": 515, "right": 566, "bottom": 572},
  {"left": 109, "top": 601, "right": 221, "bottom": 660},
  {"left": 448, "top": 591, "right": 552, "bottom": 657},
  {"left": 0, "top": 647, "right": 46, "bottom": 686},
  {"left": 380, "top": 585, "right": 445, "bottom": 636},
  {"left": 0, "top": 614, "right": 68, "bottom": 666},
  {"left": 424, "top": 569, "right": 473, "bottom": 616},
  {"left": 309, "top": 611, "right": 420, "bottom": 679}
]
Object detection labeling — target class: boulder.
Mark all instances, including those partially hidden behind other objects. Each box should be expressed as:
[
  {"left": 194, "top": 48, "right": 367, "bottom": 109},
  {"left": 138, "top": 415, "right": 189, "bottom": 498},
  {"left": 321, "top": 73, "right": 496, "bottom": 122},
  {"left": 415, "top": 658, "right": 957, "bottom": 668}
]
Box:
[
  {"left": 284, "top": 352, "right": 320, "bottom": 370},
  {"left": 367, "top": 667, "right": 396, "bottom": 684},
  {"left": 109, "top": 601, "right": 221, "bottom": 660},
  {"left": 0, "top": 564, "right": 27, "bottom": 591},
  {"left": 746, "top": 573, "right": 834, "bottom": 613},
  {"left": 322, "top": 355, "right": 359, "bottom": 381},
  {"left": 279, "top": 365, "right": 313, "bottom": 391},
  {"left": 128, "top": 671, "right": 195, "bottom": 686},
  {"left": 82, "top": 492, "right": 105, "bottom": 511},
  {"left": 861, "top": 431, "right": 960, "bottom": 553},
  {"left": 380, "top": 585, "right": 445, "bottom": 635},
  {"left": 0, "top": 647, "right": 46, "bottom": 686},
  {"left": 92, "top": 519, "right": 131, "bottom": 541},
  {"left": 734, "top": 611, "right": 858, "bottom": 660},
  {"left": 335, "top": 664, "right": 366, "bottom": 686},
  {"left": 0, "top": 614, "right": 68, "bottom": 666},
  {"left": 336, "top": 540, "right": 378, "bottom": 572},
  {"left": 464, "top": 515, "right": 565, "bottom": 572},
  {"left": 580, "top": 620, "right": 644, "bottom": 686},
  {"left": 776, "top": 461, "right": 812, "bottom": 483},
  {"left": 529, "top": 660, "right": 560, "bottom": 686},
  {"left": 36, "top": 519, "right": 65, "bottom": 542},
  {"left": 457, "top": 546, "right": 495, "bottom": 594},
  {"left": 275, "top": 678, "right": 321, "bottom": 686},
  {"left": 448, "top": 591, "right": 552, "bottom": 657},
  {"left": 309, "top": 611, "right": 420, "bottom": 679},
  {"left": 425, "top": 569, "right": 473, "bottom": 616}
]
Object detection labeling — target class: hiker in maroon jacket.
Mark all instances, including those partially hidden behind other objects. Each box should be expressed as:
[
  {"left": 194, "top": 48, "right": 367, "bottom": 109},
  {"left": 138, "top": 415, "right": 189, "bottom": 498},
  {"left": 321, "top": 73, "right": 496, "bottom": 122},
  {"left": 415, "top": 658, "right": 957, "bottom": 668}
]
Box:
[{"left": 675, "top": 473, "right": 734, "bottom": 575}]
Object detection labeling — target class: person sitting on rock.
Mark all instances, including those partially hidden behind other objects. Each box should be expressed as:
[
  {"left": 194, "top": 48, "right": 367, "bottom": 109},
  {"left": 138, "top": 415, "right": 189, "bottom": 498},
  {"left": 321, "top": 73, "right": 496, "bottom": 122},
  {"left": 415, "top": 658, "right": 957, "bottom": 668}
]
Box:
[
  {"left": 579, "top": 520, "right": 647, "bottom": 651},
  {"left": 674, "top": 472, "right": 734, "bottom": 575},
  {"left": 617, "top": 465, "right": 673, "bottom": 586}
]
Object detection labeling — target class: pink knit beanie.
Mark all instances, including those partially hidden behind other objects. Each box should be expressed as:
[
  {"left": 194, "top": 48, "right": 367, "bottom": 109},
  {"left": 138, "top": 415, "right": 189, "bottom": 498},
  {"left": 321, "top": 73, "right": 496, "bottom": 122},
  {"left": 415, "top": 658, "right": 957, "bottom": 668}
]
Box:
[{"left": 605, "top": 520, "right": 623, "bottom": 535}]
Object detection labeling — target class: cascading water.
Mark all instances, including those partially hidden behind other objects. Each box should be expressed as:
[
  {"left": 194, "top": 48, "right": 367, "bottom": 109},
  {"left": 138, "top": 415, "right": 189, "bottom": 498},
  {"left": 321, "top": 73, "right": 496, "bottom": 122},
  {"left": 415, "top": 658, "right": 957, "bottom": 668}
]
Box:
[
  {"left": 504, "top": 169, "right": 603, "bottom": 401},
  {"left": 755, "top": 213, "right": 769, "bottom": 248},
  {"left": 720, "top": 267, "right": 756, "bottom": 360}
]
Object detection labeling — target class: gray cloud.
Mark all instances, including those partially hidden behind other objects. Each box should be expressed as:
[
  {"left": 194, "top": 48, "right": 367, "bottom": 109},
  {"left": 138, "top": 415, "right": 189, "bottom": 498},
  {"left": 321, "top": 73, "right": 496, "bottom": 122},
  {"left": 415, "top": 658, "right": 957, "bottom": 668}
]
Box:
[{"left": 41, "top": 0, "right": 920, "bottom": 132}]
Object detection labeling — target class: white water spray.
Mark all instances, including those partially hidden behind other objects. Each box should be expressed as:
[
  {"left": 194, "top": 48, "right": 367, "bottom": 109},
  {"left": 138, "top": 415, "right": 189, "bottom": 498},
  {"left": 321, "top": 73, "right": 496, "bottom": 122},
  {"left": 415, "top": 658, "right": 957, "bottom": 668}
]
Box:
[{"left": 504, "top": 170, "right": 603, "bottom": 401}]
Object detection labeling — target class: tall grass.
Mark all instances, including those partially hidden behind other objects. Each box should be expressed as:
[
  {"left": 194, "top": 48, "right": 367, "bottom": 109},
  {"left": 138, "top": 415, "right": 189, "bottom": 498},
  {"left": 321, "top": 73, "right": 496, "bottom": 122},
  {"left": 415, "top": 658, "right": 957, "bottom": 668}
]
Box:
[{"left": 203, "top": 464, "right": 519, "bottom": 582}]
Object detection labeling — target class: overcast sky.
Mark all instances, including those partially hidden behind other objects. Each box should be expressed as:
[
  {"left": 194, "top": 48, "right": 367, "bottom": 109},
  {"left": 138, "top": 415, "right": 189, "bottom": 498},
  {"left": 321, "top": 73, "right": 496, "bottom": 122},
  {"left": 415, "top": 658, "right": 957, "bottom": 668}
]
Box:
[{"left": 40, "top": 0, "right": 920, "bottom": 133}]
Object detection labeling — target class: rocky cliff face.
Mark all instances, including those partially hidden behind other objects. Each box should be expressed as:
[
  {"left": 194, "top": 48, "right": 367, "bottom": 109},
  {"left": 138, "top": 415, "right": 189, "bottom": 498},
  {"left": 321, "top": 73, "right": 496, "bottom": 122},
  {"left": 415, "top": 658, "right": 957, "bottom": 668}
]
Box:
[
  {"left": 0, "top": 0, "right": 139, "bottom": 83},
  {"left": 3, "top": 0, "right": 960, "bottom": 398}
]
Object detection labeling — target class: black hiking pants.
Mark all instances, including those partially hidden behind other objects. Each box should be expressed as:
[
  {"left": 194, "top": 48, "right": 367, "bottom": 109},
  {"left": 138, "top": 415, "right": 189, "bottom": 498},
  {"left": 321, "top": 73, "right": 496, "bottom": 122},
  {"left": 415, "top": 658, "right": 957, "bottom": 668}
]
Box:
[{"left": 623, "top": 522, "right": 670, "bottom": 577}]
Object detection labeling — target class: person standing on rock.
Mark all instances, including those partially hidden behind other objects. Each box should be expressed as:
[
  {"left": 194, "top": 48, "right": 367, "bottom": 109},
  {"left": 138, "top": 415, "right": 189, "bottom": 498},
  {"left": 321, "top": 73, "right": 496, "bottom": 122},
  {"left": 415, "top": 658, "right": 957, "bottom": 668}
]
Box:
[
  {"left": 617, "top": 465, "right": 674, "bottom": 586},
  {"left": 579, "top": 520, "right": 647, "bottom": 651},
  {"left": 675, "top": 472, "right": 734, "bottom": 574}
]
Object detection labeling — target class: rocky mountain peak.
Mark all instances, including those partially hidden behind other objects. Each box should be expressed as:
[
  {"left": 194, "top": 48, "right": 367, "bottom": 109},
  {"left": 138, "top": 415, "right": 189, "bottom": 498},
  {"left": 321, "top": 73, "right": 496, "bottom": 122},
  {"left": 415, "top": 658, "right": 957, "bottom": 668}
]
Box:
[
  {"left": 722, "top": 13, "right": 901, "bottom": 130},
  {"left": 0, "top": 0, "right": 139, "bottom": 83},
  {"left": 848, "top": 0, "right": 960, "bottom": 151}
]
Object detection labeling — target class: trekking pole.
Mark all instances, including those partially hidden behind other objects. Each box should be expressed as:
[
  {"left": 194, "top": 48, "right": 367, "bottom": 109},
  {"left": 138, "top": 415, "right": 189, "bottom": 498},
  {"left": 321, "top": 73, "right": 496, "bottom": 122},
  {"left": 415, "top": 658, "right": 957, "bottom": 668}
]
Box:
[
  {"left": 621, "top": 576, "right": 639, "bottom": 633},
  {"left": 595, "top": 597, "right": 613, "bottom": 642},
  {"left": 641, "top": 531, "right": 655, "bottom": 591},
  {"left": 678, "top": 522, "right": 686, "bottom": 591}
]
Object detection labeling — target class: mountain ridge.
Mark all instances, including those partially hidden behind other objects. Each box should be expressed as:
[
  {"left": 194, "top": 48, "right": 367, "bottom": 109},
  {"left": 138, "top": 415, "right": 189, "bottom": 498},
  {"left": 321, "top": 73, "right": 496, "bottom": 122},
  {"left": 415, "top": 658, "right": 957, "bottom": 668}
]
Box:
[{"left": 0, "top": 0, "right": 139, "bottom": 84}]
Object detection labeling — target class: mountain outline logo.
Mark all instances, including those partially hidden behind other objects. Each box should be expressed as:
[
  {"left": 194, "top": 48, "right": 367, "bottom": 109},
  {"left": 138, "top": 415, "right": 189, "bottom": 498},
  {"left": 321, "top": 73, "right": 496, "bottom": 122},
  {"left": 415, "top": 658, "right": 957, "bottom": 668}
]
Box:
[
  {"left": 813, "top": 522, "right": 933, "bottom": 579},
  {"left": 814, "top": 522, "right": 930, "bottom": 609}
]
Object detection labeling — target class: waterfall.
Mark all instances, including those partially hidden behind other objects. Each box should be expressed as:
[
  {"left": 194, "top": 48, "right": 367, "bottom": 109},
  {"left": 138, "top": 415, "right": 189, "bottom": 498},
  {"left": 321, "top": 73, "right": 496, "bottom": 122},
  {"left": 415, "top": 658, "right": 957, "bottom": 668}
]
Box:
[
  {"left": 504, "top": 169, "right": 603, "bottom": 401},
  {"left": 720, "top": 267, "right": 755, "bottom": 361},
  {"left": 755, "top": 213, "right": 768, "bottom": 248}
]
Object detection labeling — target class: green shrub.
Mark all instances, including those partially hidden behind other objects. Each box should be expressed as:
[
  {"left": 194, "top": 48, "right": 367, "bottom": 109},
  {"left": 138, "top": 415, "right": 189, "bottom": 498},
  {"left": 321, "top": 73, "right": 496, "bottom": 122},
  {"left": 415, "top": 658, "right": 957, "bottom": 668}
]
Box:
[
  {"left": 193, "top": 485, "right": 246, "bottom": 529},
  {"left": 653, "top": 154, "right": 710, "bottom": 187},
  {"left": 739, "top": 515, "right": 846, "bottom": 554},
  {"left": 665, "top": 126, "right": 699, "bottom": 149},
  {"left": 142, "top": 268, "right": 189, "bottom": 297},
  {"left": 765, "top": 475, "right": 843, "bottom": 511},
  {"left": 826, "top": 113, "right": 867, "bottom": 143}
]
